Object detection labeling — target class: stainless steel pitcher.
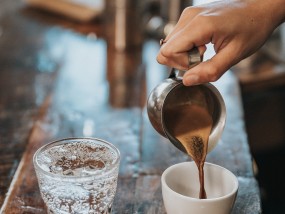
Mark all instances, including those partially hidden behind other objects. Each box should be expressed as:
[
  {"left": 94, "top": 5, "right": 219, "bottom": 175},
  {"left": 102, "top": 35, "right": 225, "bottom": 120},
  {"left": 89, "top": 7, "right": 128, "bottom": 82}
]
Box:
[{"left": 147, "top": 48, "right": 226, "bottom": 154}]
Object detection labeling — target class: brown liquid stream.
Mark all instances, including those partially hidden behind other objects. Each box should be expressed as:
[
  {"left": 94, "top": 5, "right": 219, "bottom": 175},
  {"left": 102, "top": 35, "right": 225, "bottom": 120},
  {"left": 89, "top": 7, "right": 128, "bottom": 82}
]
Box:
[{"left": 165, "top": 104, "right": 213, "bottom": 199}]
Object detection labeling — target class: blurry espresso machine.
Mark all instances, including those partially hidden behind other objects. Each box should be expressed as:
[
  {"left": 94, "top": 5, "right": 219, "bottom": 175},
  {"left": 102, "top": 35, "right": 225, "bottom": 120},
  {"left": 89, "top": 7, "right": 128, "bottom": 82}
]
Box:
[
  {"left": 145, "top": 0, "right": 193, "bottom": 38},
  {"left": 104, "top": 0, "right": 193, "bottom": 51},
  {"left": 104, "top": 0, "right": 193, "bottom": 107}
]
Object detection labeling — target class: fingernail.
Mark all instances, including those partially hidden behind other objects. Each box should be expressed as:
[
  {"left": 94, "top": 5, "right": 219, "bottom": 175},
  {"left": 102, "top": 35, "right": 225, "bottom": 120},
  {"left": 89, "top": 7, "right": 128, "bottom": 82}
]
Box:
[{"left": 184, "top": 75, "right": 199, "bottom": 86}]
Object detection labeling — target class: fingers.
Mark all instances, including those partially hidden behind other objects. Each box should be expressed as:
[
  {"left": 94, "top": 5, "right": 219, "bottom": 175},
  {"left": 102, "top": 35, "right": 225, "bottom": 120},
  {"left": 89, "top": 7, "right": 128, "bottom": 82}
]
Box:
[
  {"left": 164, "top": 17, "right": 213, "bottom": 53},
  {"left": 156, "top": 4, "right": 241, "bottom": 86},
  {"left": 183, "top": 43, "right": 239, "bottom": 86},
  {"left": 157, "top": 15, "right": 213, "bottom": 70},
  {"left": 157, "top": 45, "right": 206, "bottom": 71},
  {"left": 164, "top": 7, "right": 200, "bottom": 42}
]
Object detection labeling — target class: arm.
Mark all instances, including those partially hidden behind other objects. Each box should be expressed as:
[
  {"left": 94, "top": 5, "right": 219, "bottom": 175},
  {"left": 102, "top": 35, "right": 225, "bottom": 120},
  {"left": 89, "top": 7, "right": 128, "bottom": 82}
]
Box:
[{"left": 157, "top": 0, "right": 285, "bottom": 86}]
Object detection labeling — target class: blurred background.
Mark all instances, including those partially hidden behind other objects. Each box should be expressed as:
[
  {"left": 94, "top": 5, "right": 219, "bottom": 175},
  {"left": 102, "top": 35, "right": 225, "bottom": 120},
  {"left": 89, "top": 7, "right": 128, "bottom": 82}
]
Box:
[
  {"left": 233, "top": 22, "right": 285, "bottom": 213},
  {"left": 0, "top": 0, "right": 285, "bottom": 213}
]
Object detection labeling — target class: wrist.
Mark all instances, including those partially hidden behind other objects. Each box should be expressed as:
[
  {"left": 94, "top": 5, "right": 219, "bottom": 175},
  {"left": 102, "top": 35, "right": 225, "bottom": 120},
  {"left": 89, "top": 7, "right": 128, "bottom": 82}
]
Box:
[{"left": 255, "top": 0, "right": 285, "bottom": 27}]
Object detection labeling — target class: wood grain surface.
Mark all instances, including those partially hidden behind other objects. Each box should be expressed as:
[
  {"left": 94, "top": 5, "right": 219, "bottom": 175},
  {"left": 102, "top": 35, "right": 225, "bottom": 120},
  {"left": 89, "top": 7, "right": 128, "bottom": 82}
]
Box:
[{"left": 0, "top": 0, "right": 261, "bottom": 213}]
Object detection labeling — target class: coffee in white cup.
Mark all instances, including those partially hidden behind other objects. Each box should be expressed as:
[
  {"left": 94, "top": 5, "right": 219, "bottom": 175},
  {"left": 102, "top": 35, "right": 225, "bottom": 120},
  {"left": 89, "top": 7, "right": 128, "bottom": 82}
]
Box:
[{"left": 161, "top": 162, "right": 238, "bottom": 214}]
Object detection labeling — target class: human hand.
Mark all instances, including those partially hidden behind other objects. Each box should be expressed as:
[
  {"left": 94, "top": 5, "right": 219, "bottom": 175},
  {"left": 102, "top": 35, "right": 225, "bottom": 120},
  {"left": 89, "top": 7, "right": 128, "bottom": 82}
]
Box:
[{"left": 157, "top": 0, "right": 285, "bottom": 86}]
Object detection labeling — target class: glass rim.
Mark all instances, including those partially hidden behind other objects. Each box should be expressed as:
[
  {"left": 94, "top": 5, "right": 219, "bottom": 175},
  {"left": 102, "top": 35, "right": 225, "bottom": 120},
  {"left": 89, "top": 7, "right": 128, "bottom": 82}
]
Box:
[{"left": 33, "top": 137, "right": 120, "bottom": 180}]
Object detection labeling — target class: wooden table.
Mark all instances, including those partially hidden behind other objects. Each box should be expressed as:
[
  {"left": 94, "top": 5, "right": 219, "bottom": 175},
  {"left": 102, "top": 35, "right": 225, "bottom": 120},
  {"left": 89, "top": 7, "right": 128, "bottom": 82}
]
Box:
[{"left": 0, "top": 0, "right": 261, "bottom": 213}]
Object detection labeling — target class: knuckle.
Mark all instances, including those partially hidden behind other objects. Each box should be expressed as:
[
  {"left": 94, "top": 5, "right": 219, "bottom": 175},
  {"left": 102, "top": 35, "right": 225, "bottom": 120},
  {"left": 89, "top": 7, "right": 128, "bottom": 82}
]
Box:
[
  {"left": 206, "top": 66, "right": 220, "bottom": 82},
  {"left": 156, "top": 54, "right": 166, "bottom": 64},
  {"left": 160, "top": 46, "right": 174, "bottom": 58},
  {"left": 156, "top": 55, "right": 164, "bottom": 64},
  {"left": 181, "top": 7, "right": 192, "bottom": 17},
  {"left": 181, "top": 6, "right": 200, "bottom": 18}
]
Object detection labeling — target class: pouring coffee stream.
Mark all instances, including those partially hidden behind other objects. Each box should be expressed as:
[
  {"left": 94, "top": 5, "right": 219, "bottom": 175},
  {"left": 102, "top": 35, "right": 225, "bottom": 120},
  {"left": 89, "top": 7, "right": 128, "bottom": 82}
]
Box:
[{"left": 147, "top": 47, "right": 226, "bottom": 199}]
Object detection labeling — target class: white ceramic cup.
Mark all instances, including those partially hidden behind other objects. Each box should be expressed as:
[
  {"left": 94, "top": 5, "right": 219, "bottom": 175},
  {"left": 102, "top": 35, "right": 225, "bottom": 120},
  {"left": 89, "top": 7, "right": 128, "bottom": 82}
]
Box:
[{"left": 161, "top": 162, "right": 238, "bottom": 214}]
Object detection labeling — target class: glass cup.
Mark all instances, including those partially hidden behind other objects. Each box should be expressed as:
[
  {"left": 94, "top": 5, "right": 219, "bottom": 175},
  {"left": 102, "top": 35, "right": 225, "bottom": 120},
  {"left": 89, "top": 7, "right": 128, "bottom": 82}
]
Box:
[
  {"left": 33, "top": 137, "right": 120, "bottom": 214},
  {"left": 161, "top": 162, "right": 238, "bottom": 214}
]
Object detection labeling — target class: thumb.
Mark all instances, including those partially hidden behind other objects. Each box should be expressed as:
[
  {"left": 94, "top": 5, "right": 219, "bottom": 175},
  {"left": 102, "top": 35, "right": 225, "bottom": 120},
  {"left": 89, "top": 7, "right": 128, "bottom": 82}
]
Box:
[{"left": 183, "top": 43, "right": 239, "bottom": 86}]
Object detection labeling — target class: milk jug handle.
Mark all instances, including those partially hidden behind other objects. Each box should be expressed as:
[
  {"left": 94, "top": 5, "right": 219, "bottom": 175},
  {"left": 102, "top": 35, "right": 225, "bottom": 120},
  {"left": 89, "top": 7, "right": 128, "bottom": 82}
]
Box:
[{"left": 168, "top": 47, "right": 203, "bottom": 80}]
